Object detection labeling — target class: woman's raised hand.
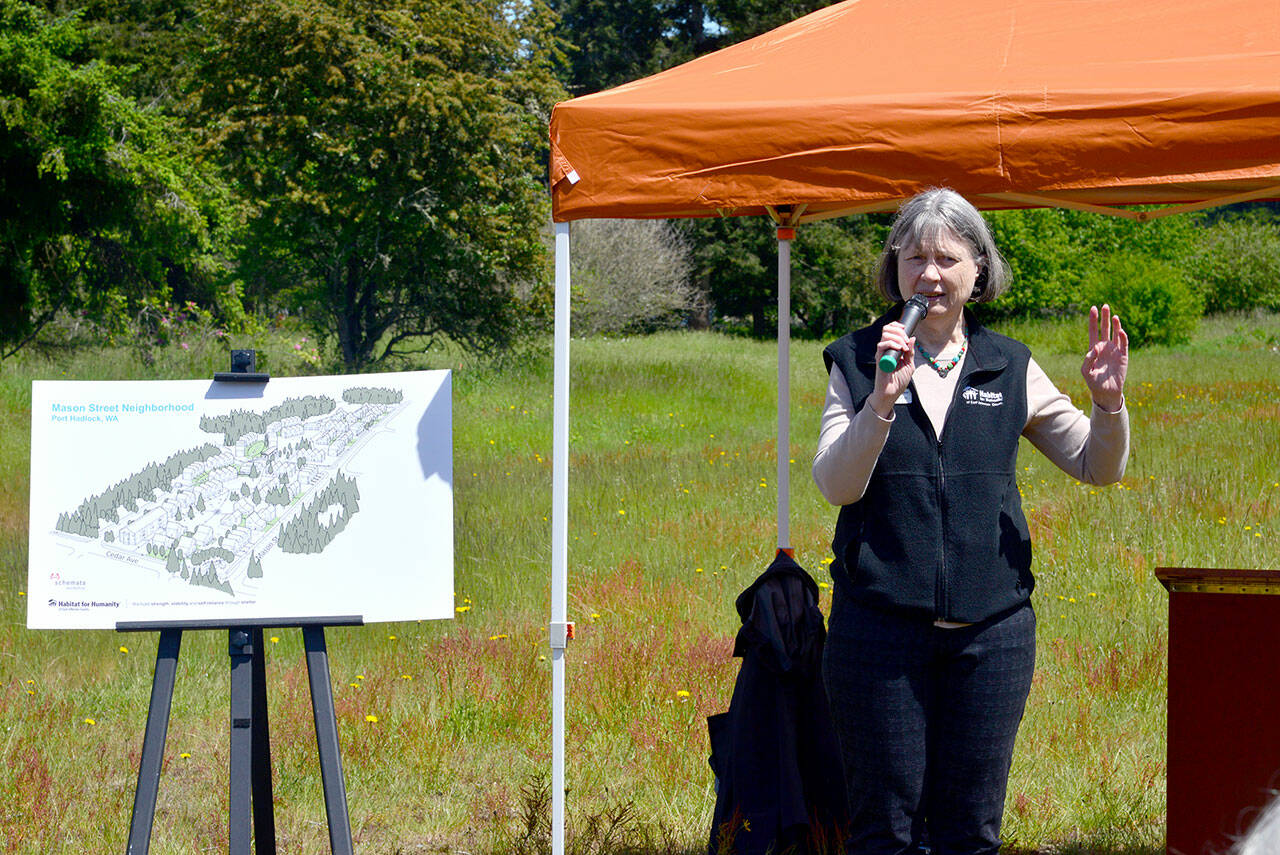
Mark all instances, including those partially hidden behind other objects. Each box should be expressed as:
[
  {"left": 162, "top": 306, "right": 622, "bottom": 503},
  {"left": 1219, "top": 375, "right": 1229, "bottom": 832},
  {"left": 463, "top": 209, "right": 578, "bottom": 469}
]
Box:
[{"left": 1081, "top": 304, "right": 1128, "bottom": 412}]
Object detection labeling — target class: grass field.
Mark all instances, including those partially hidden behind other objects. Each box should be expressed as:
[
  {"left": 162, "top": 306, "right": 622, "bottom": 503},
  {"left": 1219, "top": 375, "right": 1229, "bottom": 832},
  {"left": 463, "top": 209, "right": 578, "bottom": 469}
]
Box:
[{"left": 2, "top": 311, "right": 1278, "bottom": 853}]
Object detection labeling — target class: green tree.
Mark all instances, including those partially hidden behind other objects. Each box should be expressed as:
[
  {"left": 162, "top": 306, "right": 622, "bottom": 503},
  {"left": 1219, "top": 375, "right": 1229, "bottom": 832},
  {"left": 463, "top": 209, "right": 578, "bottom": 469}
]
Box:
[
  {"left": 34, "top": 0, "right": 201, "bottom": 105},
  {"left": 0, "top": 0, "right": 231, "bottom": 356},
  {"left": 193, "top": 0, "right": 566, "bottom": 368},
  {"left": 681, "top": 214, "right": 883, "bottom": 338},
  {"left": 682, "top": 217, "right": 775, "bottom": 336},
  {"left": 550, "top": 0, "right": 725, "bottom": 96},
  {"left": 550, "top": 0, "right": 668, "bottom": 94},
  {"left": 550, "top": 1, "right": 830, "bottom": 95},
  {"left": 710, "top": 0, "right": 832, "bottom": 41},
  {"left": 789, "top": 219, "right": 884, "bottom": 338}
]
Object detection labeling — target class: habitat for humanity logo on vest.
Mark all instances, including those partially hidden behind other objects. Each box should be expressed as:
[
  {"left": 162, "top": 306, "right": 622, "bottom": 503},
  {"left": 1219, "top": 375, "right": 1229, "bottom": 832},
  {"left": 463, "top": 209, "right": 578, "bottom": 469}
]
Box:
[{"left": 961, "top": 386, "right": 1004, "bottom": 407}]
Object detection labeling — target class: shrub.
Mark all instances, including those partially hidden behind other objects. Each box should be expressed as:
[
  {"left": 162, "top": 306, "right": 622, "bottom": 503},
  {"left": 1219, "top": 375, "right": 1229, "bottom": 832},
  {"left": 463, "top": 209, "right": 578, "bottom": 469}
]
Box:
[
  {"left": 1081, "top": 254, "right": 1202, "bottom": 347},
  {"left": 985, "top": 208, "right": 1204, "bottom": 321},
  {"left": 569, "top": 219, "right": 704, "bottom": 335},
  {"left": 1183, "top": 217, "right": 1280, "bottom": 314},
  {"left": 985, "top": 208, "right": 1083, "bottom": 319}
]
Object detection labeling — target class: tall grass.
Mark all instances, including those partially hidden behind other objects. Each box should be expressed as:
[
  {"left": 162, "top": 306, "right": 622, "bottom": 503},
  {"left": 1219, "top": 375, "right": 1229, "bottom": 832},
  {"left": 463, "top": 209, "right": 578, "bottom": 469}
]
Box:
[{"left": 1, "top": 312, "right": 1278, "bottom": 853}]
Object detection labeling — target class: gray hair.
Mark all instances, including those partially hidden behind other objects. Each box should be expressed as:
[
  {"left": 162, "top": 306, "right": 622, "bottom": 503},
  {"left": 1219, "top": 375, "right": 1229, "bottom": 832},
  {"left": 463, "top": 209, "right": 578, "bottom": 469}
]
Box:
[
  {"left": 873, "top": 188, "right": 1010, "bottom": 304},
  {"left": 1235, "top": 791, "right": 1280, "bottom": 855}
]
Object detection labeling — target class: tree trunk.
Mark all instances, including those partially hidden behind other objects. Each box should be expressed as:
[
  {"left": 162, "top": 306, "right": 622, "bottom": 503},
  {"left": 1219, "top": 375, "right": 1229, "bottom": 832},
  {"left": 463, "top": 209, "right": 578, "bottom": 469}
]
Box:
[
  {"left": 752, "top": 296, "right": 768, "bottom": 338},
  {"left": 334, "top": 258, "right": 365, "bottom": 369}
]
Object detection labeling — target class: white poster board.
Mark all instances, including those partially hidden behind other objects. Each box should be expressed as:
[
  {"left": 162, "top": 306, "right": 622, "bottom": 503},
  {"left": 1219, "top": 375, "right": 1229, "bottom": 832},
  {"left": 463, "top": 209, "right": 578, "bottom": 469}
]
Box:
[{"left": 27, "top": 371, "right": 452, "bottom": 629}]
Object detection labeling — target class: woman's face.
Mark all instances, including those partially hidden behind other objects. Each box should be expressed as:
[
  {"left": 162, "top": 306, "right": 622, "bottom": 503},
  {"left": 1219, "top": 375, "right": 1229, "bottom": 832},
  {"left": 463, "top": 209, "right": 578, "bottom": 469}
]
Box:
[{"left": 895, "top": 229, "right": 981, "bottom": 324}]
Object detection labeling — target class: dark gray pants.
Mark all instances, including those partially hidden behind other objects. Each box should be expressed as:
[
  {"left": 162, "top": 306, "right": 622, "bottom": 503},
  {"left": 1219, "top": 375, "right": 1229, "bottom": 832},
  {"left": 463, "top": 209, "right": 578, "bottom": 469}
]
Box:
[{"left": 822, "top": 600, "right": 1036, "bottom": 855}]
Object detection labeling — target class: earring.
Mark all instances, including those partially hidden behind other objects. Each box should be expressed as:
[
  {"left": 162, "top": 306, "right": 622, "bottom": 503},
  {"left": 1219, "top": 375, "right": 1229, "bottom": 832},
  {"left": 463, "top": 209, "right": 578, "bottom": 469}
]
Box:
[{"left": 971, "top": 269, "right": 987, "bottom": 300}]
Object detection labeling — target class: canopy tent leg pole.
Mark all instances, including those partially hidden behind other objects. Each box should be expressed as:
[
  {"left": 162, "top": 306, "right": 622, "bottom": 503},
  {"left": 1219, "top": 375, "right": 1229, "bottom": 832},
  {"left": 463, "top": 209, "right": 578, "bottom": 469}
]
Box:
[
  {"left": 550, "top": 220, "right": 572, "bottom": 855},
  {"left": 776, "top": 226, "right": 794, "bottom": 554}
]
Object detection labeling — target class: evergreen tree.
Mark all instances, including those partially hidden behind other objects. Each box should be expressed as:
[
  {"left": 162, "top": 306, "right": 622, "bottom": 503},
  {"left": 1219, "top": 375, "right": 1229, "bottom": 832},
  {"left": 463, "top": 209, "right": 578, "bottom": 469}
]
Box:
[
  {"left": 0, "top": 0, "right": 231, "bottom": 355},
  {"left": 192, "top": 0, "right": 565, "bottom": 368}
]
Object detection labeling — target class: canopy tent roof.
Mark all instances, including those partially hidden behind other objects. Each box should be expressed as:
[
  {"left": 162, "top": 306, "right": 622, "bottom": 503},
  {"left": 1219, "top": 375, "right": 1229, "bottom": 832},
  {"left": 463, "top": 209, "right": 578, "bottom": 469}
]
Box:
[{"left": 549, "top": 0, "right": 1280, "bottom": 224}]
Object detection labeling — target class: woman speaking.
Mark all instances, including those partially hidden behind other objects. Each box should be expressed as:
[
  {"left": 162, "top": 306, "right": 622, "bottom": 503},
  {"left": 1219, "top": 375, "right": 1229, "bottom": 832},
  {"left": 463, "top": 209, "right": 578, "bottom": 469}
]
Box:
[{"left": 812, "top": 188, "right": 1130, "bottom": 855}]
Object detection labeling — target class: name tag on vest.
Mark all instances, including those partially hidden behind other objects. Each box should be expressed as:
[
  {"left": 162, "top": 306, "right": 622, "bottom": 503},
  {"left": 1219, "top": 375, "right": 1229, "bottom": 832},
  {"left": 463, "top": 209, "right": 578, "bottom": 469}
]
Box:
[{"left": 897, "top": 388, "right": 913, "bottom": 405}]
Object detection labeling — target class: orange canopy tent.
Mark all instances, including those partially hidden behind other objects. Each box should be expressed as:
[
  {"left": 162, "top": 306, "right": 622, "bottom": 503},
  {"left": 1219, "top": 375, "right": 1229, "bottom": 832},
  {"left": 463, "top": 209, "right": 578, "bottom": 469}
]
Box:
[
  {"left": 542, "top": 2, "right": 1280, "bottom": 851},
  {"left": 550, "top": 0, "right": 1280, "bottom": 223}
]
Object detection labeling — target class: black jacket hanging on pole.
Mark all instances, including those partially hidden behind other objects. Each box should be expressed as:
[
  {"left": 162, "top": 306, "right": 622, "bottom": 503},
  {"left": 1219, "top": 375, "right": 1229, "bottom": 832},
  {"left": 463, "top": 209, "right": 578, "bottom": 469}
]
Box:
[{"left": 707, "top": 552, "right": 848, "bottom": 855}]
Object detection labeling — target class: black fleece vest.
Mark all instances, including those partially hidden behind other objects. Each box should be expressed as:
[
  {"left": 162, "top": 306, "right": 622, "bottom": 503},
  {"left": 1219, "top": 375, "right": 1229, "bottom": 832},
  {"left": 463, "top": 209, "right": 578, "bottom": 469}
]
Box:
[{"left": 822, "top": 307, "right": 1034, "bottom": 626}]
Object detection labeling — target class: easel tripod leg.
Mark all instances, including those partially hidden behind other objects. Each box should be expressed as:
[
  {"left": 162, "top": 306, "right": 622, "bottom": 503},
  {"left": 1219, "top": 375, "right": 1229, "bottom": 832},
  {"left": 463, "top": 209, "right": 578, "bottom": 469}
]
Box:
[
  {"left": 250, "top": 626, "right": 277, "bottom": 852},
  {"left": 303, "top": 625, "right": 355, "bottom": 855},
  {"left": 228, "top": 629, "right": 254, "bottom": 855},
  {"left": 126, "top": 628, "right": 182, "bottom": 855}
]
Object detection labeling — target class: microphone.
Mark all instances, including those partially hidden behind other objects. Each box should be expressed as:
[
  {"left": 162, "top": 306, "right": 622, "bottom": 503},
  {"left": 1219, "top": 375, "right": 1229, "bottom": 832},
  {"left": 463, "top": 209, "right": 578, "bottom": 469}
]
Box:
[{"left": 878, "top": 294, "right": 929, "bottom": 373}]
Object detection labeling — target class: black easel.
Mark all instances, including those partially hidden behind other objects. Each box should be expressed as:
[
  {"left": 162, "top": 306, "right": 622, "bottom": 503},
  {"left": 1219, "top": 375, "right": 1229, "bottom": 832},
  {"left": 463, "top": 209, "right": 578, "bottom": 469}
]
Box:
[
  {"left": 120, "top": 351, "right": 359, "bottom": 854},
  {"left": 119, "top": 617, "right": 362, "bottom": 855}
]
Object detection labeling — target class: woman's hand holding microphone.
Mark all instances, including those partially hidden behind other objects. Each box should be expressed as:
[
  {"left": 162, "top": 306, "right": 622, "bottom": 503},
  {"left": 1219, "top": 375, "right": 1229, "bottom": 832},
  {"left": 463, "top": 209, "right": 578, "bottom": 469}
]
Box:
[{"left": 869, "top": 295, "right": 928, "bottom": 419}]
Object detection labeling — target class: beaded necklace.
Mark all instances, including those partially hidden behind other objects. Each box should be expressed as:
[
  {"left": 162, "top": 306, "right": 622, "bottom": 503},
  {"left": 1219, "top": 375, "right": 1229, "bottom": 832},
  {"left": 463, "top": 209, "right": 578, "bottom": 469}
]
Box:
[{"left": 916, "top": 331, "right": 968, "bottom": 378}]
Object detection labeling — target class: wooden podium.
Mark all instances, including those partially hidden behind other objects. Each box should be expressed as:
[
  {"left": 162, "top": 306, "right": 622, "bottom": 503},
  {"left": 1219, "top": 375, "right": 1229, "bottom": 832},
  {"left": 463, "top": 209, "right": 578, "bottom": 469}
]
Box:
[{"left": 1157, "top": 567, "right": 1280, "bottom": 855}]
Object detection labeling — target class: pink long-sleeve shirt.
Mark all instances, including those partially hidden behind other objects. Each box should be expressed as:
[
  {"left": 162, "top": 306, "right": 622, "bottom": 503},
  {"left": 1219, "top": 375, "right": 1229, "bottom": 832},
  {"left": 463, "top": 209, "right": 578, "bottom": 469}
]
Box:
[{"left": 812, "top": 350, "right": 1129, "bottom": 508}]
